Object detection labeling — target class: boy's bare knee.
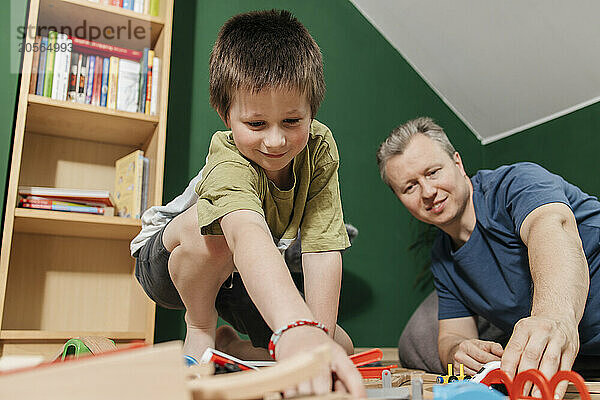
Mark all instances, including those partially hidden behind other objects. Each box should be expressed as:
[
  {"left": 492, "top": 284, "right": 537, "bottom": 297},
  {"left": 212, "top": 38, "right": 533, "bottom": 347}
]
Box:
[{"left": 169, "top": 237, "right": 233, "bottom": 284}]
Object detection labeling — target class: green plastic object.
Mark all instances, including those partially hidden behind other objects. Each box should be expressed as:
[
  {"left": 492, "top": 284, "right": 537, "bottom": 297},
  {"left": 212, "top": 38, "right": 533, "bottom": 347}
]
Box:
[{"left": 60, "top": 338, "right": 92, "bottom": 361}]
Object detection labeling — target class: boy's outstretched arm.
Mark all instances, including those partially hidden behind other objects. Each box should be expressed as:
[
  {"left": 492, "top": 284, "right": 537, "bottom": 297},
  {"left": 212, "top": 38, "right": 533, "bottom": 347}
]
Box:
[
  {"left": 220, "top": 210, "right": 365, "bottom": 398},
  {"left": 302, "top": 252, "right": 342, "bottom": 337}
]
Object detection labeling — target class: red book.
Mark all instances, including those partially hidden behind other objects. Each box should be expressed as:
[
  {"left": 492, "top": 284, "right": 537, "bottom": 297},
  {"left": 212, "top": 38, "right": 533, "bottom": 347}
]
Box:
[
  {"left": 110, "top": 0, "right": 123, "bottom": 6},
  {"left": 69, "top": 37, "right": 142, "bottom": 62},
  {"left": 92, "top": 56, "right": 103, "bottom": 105}
]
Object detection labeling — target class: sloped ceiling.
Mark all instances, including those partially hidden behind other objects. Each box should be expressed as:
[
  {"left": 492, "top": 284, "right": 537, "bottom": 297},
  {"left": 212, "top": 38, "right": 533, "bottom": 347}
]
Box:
[{"left": 349, "top": 0, "right": 600, "bottom": 144}]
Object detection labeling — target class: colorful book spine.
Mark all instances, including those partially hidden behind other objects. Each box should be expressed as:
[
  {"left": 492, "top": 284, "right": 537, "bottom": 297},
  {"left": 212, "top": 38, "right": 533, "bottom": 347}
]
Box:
[
  {"left": 43, "top": 31, "right": 58, "bottom": 97},
  {"left": 92, "top": 56, "right": 103, "bottom": 106},
  {"left": 150, "top": 56, "right": 159, "bottom": 116},
  {"left": 76, "top": 54, "right": 88, "bottom": 103},
  {"left": 29, "top": 36, "right": 42, "bottom": 94},
  {"left": 143, "top": 0, "right": 150, "bottom": 14},
  {"left": 85, "top": 55, "right": 96, "bottom": 104},
  {"left": 21, "top": 202, "right": 104, "bottom": 215},
  {"left": 137, "top": 48, "right": 148, "bottom": 113},
  {"left": 107, "top": 56, "right": 119, "bottom": 109},
  {"left": 123, "top": 0, "right": 134, "bottom": 10},
  {"left": 36, "top": 36, "right": 48, "bottom": 96},
  {"left": 68, "top": 52, "right": 80, "bottom": 101},
  {"left": 116, "top": 59, "right": 141, "bottom": 113},
  {"left": 61, "top": 38, "right": 73, "bottom": 101},
  {"left": 100, "top": 57, "right": 110, "bottom": 107},
  {"left": 133, "top": 0, "right": 143, "bottom": 13},
  {"left": 149, "top": 0, "right": 159, "bottom": 16},
  {"left": 145, "top": 50, "right": 154, "bottom": 115},
  {"left": 70, "top": 36, "right": 142, "bottom": 61}
]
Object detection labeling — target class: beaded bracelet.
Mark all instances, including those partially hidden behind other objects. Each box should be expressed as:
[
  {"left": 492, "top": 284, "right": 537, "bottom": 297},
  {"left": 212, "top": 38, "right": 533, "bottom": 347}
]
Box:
[{"left": 268, "top": 319, "right": 329, "bottom": 359}]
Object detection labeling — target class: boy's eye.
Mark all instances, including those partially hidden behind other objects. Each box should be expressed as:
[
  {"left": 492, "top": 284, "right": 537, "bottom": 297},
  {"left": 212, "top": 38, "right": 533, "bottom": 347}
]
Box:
[
  {"left": 246, "top": 121, "right": 265, "bottom": 128},
  {"left": 283, "top": 118, "right": 301, "bottom": 125}
]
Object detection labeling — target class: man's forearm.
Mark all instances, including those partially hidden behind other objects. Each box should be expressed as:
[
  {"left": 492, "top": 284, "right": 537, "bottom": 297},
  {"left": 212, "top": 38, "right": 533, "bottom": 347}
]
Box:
[{"left": 524, "top": 208, "right": 589, "bottom": 323}]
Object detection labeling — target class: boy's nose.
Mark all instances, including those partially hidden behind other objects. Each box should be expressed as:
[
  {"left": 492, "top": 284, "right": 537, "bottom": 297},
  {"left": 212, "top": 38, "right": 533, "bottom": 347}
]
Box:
[{"left": 263, "top": 127, "right": 286, "bottom": 150}]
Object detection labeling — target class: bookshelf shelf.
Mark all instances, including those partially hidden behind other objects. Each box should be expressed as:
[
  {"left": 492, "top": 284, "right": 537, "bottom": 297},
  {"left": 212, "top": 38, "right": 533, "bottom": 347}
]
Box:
[
  {"left": 39, "top": 0, "right": 165, "bottom": 51},
  {"left": 27, "top": 95, "right": 158, "bottom": 146},
  {"left": 13, "top": 208, "right": 141, "bottom": 240},
  {"left": 0, "top": 330, "right": 146, "bottom": 341}
]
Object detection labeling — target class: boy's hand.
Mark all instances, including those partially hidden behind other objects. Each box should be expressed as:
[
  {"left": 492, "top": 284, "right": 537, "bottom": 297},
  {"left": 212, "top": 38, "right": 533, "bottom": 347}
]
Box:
[{"left": 275, "top": 325, "right": 366, "bottom": 398}]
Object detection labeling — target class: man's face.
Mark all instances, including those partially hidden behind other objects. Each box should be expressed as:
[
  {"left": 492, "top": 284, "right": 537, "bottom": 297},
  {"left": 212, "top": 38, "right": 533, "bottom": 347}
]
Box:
[
  {"left": 384, "top": 134, "right": 471, "bottom": 229},
  {"left": 224, "top": 88, "right": 311, "bottom": 184}
]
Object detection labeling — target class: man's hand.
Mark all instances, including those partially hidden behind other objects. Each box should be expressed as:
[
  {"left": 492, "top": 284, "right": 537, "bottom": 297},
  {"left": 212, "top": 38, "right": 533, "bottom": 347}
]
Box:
[
  {"left": 450, "top": 339, "right": 504, "bottom": 375},
  {"left": 501, "top": 315, "right": 579, "bottom": 399},
  {"left": 275, "top": 325, "right": 366, "bottom": 398}
]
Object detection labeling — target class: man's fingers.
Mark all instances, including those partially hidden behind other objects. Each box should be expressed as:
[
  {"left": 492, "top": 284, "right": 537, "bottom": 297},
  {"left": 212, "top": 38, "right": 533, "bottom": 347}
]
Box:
[
  {"left": 553, "top": 344, "right": 578, "bottom": 400},
  {"left": 453, "top": 350, "right": 486, "bottom": 375},
  {"left": 502, "top": 327, "right": 530, "bottom": 379},
  {"left": 489, "top": 342, "right": 504, "bottom": 358}
]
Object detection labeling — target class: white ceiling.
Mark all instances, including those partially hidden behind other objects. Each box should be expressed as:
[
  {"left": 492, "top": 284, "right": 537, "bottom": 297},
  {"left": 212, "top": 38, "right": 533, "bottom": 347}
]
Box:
[{"left": 349, "top": 0, "right": 600, "bottom": 144}]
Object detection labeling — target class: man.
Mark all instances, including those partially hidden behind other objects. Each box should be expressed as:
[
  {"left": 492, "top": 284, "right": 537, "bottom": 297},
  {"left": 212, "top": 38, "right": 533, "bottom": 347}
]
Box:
[{"left": 377, "top": 117, "right": 599, "bottom": 398}]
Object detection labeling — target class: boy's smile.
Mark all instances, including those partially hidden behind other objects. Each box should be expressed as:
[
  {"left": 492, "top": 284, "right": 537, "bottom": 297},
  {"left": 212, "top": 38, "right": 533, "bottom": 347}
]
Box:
[{"left": 224, "top": 88, "right": 312, "bottom": 188}]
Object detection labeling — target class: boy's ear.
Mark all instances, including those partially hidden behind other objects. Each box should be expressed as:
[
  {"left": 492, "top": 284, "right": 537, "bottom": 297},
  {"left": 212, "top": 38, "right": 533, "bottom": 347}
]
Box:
[{"left": 218, "top": 111, "right": 230, "bottom": 128}]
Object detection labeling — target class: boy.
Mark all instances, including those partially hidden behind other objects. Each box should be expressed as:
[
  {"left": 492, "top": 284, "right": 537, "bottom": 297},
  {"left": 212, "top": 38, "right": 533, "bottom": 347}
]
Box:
[{"left": 131, "top": 10, "right": 364, "bottom": 396}]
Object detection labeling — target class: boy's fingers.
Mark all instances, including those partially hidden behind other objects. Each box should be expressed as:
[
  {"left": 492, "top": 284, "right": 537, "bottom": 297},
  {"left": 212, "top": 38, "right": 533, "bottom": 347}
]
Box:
[
  {"left": 334, "top": 379, "right": 348, "bottom": 393},
  {"left": 310, "top": 371, "right": 332, "bottom": 396},
  {"left": 283, "top": 387, "right": 297, "bottom": 398},
  {"left": 332, "top": 358, "right": 366, "bottom": 398}
]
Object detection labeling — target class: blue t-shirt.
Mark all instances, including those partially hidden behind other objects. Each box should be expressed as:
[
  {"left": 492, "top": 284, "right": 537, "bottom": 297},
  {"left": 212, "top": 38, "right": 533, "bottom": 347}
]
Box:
[{"left": 431, "top": 162, "right": 600, "bottom": 355}]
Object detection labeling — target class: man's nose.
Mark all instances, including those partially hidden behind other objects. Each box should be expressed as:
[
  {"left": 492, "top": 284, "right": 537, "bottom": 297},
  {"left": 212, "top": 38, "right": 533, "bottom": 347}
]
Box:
[
  {"left": 263, "top": 127, "right": 286, "bottom": 149},
  {"left": 421, "top": 181, "right": 436, "bottom": 199}
]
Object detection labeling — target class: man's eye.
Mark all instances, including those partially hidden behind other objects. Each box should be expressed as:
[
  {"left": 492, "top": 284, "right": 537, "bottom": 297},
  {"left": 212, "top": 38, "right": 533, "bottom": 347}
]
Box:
[
  {"left": 246, "top": 121, "right": 265, "bottom": 128},
  {"left": 404, "top": 185, "right": 415, "bottom": 193},
  {"left": 428, "top": 169, "right": 439, "bottom": 176},
  {"left": 284, "top": 118, "right": 300, "bottom": 125}
]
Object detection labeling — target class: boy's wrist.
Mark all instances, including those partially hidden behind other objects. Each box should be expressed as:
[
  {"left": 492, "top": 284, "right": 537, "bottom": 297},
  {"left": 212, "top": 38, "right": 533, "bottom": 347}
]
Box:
[{"left": 269, "top": 319, "right": 328, "bottom": 359}]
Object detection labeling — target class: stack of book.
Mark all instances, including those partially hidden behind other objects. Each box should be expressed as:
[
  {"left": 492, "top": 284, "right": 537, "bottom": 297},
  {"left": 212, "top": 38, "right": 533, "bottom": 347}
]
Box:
[
  {"left": 114, "top": 149, "right": 150, "bottom": 219},
  {"left": 29, "top": 33, "right": 160, "bottom": 116},
  {"left": 17, "top": 187, "right": 115, "bottom": 216},
  {"left": 88, "top": 0, "right": 160, "bottom": 16}
]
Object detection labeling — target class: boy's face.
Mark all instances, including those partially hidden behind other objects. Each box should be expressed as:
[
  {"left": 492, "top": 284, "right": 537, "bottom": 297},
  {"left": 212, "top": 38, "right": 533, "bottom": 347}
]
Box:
[{"left": 224, "top": 88, "right": 311, "bottom": 184}]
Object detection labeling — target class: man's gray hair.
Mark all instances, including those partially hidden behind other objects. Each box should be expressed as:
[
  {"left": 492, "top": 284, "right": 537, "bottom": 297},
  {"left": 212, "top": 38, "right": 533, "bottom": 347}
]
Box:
[{"left": 376, "top": 117, "right": 455, "bottom": 186}]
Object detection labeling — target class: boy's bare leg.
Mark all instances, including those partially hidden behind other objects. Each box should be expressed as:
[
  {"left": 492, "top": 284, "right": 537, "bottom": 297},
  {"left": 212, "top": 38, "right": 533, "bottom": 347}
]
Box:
[
  {"left": 215, "top": 323, "right": 355, "bottom": 360},
  {"left": 163, "top": 203, "right": 235, "bottom": 361}
]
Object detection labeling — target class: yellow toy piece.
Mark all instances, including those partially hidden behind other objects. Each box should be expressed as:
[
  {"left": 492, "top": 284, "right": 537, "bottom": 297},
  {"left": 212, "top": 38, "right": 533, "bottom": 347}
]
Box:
[{"left": 436, "top": 363, "right": 471, "bottom": 384}]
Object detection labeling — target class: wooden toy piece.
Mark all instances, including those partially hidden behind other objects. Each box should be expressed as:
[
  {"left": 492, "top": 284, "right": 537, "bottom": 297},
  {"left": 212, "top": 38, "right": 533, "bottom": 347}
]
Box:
[
  {"left": 188, "top": 344, "right": 331, "bottom": 400},
  {"left": 0, "top": 341, "right": 190, "bottom": 400}
]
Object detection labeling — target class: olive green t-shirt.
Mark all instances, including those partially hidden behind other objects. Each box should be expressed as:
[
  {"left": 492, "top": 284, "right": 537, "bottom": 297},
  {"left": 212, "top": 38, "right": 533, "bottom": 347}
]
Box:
[{"left": 195, "top": 119, "right": 349, "bottom": 253}]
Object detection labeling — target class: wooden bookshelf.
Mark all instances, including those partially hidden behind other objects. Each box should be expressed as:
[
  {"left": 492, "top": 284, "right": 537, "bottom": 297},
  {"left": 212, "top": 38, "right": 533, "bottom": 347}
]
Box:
[
  {"left": 27, "top": 94, "right": 159, "bottom": 146},
  {"left": 0, "top": 0, "right": 173, "bottom": 358},
  {"left": 14, "top": 208, "right": 141, "bottom": 240}
]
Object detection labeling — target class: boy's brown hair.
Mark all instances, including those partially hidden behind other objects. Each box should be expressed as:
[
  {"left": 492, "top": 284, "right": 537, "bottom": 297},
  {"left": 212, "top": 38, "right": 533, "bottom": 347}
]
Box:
[{"left": 209, "top": 9, "right": 325, "bottom": 120}]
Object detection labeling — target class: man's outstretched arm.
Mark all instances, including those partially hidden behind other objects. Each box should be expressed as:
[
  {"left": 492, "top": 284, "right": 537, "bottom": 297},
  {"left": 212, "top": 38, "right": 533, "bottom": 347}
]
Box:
[{"left": 502, "top": 202, "right": 589, "bottom": 398}]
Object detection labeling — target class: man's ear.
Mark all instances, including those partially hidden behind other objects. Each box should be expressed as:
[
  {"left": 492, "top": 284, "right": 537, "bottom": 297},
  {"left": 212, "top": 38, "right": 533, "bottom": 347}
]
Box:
[{"left": 454, "top": 152, "right": 467, "bottom": 176}]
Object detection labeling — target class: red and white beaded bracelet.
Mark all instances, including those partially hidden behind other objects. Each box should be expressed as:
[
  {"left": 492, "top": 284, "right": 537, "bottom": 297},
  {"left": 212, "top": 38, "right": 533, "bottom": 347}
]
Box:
[{"left": 268, "top": 319, "right": 329, "bottom": 359}]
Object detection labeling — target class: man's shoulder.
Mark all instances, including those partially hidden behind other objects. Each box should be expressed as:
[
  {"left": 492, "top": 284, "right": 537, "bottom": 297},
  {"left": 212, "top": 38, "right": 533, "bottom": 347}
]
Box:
[{"left": 473, "top": 162, "right": 553, "bottom": 191}]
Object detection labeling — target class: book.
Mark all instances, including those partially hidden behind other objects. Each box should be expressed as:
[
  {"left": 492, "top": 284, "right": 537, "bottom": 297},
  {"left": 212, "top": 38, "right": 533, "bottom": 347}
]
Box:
[
  {"left": 114, "top": 150, "right": 145, "bottom": 218},
  {"left": 133, "top": 0, "right": 144, "bottom": 13},
  {"left": 144, "top": 0, "right": 150, "bottom": 14},
  {"left": 70, "top": 37, "right": 142, "bottom": 62},
  {"left": 29, "top": 36, "right": 42, "bottom": 94},
  {"left": 150, "top": 56, "right": 160, "bottom": 116},
  {"left": 85, "top": 55, "right": 96, "bottom": 104},
  {"left": 20, "top": 201, "right": 105, "bottom": 215},
  {"left": 92, "top": 56, "right": 103, "bottom": 106},
  {"left": 149, "top": 0, "right": 159, "bottom": 16},
  {"left": 17, "top": 186, "right": 115, "bottom": 207},
  {"left": 100, "top": 57, "right": 110, "bottom": 107},
  {"left": 116, "top": 59, "right": 140, "bottom": 113},
  {"left": 106, "top": 56, "right": 119, "bottom": 109},
  {"left": 43, "top": 31, "right": 58, "bottom": 97},
  {"left": 77, "top": 54, "right": 88, "bottom": 103},
  {"left": 52, "top": 34, "right": 71, "bottom": 101},
  {"left": 145, "top": 50, "right": 154, "bottom": 115},
  {"left": 123, "top": 0, "right": 133, "bottom": 10},
  {"left": 140, "top": 156, "right": 150, "bottom": 213},
  {"left": 137, "top": 48, "right": 148, "bottom": 113},
  {"left": 36, "top": 36, "right": 48, "bottom": 96},
  {"left": 67, "top": 52, "right": 80, "bottom": 101}
]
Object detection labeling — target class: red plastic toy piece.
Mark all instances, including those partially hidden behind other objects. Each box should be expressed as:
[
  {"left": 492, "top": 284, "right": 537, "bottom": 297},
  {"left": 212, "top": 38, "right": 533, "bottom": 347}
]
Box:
[
  {"left": 357, "top": 365, "right": 399, "bottom": 379},
  {"left": 350, "top": 348, "right": 383, "bottom": 367}
]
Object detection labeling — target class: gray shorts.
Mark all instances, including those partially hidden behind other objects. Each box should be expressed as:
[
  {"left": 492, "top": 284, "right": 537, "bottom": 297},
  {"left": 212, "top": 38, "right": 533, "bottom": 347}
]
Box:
[{"left": 134, "top": 225, "right": 304, "bottom": 349}]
